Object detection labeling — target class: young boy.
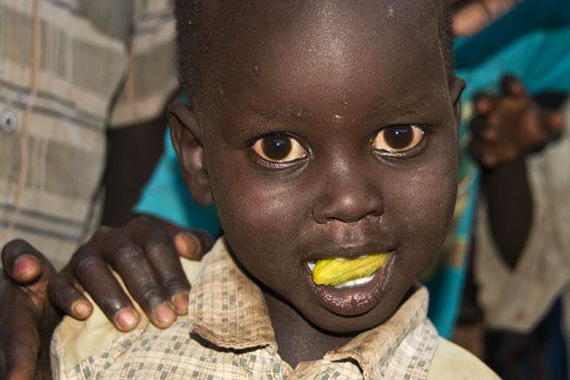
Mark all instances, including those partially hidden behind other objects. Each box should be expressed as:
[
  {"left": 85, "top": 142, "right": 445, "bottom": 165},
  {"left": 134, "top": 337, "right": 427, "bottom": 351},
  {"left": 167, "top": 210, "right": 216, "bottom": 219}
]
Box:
[{"left": 51, "top": 0, "right": 498, "bottom": 378}]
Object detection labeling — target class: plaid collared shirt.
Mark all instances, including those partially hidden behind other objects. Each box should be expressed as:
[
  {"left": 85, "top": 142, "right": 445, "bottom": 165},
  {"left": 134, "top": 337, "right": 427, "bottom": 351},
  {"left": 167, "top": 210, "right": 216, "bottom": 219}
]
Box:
[
  {"left": 51, "top": 239, "right": 499, "bottom": 380},
  {"left": 0, "top": 0, "right": 177, "bottom": 268}
]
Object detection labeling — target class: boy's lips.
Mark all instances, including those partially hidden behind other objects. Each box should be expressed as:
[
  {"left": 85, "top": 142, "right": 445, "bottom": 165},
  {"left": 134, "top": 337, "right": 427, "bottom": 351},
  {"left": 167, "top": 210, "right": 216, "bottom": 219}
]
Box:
[{"left": 304, "top": 251, "right": 395, "bottom": 317}]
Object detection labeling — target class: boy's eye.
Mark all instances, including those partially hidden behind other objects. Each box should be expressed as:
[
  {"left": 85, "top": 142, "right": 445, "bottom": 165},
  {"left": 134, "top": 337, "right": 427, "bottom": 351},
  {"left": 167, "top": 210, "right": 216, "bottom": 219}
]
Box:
[
  {"left": 252, "top": 135, "right": 307, "bottom": 163},
  {"left": 372, "top": 125, "right": 424, "bottom": 153}
]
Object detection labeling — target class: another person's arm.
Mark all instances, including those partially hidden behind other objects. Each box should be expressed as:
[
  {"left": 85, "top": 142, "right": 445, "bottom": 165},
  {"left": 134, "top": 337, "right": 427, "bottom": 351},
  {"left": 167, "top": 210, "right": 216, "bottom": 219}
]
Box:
[{"left": 470, "top": 76, "right": 565, "bottom": 267}]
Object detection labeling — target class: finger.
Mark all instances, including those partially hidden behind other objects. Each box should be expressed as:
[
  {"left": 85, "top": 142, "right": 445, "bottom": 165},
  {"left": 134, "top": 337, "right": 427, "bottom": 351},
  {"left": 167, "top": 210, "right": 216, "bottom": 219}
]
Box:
[
  {"left": 137, "top": 215, "right": 213, "bottom": 260},
  {"left": 104, "top": 232, "right": 176, "bottom": 328},
  {"left": 0, "top": 285, "right": 42, "bottom": 380},
  {"left": 47, "top": 271, "right": 93, "bottom": 320},
  {"left": 3, "top": 336, "right": 39, "bottom": 380},
  {"left": 470, "top": 137, "right": 501, "bottom": 167},
  {"left": 2, "top": 240, "right": 54, "bottom": 285},
  {"left": 541, "top": 110, "right": 565, "bottom": 134},
  {"left": 469, "top": 113, "right": 493, "bottom": 138},
  {"left": 501, "top": 74, "right": 527, "bottom": 98},
  {"left": 453, "top": 0, "right": 522, "bottom": 36},
  {"left": 174, "top": 229, "right": 213, "bottom": 260},
  {"left": 452, "top": 1, "right": 492, "bottom": 36},
  {"left": 174, "top": 232, "right": 201, "bottom": 260},
  {"left": 473, "top": 92, "right": 496, "bottom": 117},
  {"left": 71, "top": 248, "right": 140, "bottom": 332},
  {"left": 128, "top": 218, "right": 191, "bottom": 316}
]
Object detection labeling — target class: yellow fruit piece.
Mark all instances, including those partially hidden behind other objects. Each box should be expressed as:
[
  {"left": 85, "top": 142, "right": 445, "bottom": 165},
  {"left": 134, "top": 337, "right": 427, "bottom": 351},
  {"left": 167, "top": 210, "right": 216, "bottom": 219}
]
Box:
[{"left": 312, "top": 253, "right": 389, "bottom": 286}]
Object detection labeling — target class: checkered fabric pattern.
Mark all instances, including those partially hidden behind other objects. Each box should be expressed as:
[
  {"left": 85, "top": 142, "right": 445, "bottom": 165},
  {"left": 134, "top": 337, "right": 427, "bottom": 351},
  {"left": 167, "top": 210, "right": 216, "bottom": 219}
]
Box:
[
  {"left": 52, "top": 239, "right": 444, "bottom": 380},
  {"left": 0, "top": 0, "right": 178, "bottom": 268}
]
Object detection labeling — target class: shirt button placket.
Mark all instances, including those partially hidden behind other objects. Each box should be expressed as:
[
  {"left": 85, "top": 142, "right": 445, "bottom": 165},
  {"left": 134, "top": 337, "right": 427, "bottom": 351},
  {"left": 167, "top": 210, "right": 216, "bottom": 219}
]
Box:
[{"left": 0, "top": 109, "right": 18, "bottom": 134}]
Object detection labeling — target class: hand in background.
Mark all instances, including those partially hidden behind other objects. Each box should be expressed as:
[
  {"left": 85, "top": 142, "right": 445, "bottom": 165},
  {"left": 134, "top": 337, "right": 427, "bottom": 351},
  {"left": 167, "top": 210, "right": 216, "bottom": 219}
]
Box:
[
  {"left": 470, "top": 75, "right": 565, "bottom": 167},
  {"left": 451, "top": 0, "right": 523, "bottom": 36},
  {"left": 0, "top": 240, "right": 60, "bottom": 380}
]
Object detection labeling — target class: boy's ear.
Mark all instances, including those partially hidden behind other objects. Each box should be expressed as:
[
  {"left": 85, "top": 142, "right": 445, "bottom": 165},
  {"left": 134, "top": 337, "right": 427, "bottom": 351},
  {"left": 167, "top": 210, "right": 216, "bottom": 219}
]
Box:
[
  {"left": 168, "top": 101, "right": 214, "bottom": 206},
  {"left": 450, "top": 77, "right": 466, "bottom": 128}
]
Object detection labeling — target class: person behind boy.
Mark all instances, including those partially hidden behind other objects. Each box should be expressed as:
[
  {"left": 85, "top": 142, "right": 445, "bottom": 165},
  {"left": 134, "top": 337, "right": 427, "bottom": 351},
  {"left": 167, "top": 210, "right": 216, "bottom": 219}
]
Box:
[{"left": 50, "top": 0, "right": 498, "bottom": 378}]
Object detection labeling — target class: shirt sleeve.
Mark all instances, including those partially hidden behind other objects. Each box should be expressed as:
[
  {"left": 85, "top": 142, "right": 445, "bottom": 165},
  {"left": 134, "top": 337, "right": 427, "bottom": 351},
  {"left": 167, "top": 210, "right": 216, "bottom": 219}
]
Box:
[
  {"left": 108, "top": 0, "right": 179, "bottom": 128},
  {"left": 133, "top": 130, "right": 223, "bottom": 238}
]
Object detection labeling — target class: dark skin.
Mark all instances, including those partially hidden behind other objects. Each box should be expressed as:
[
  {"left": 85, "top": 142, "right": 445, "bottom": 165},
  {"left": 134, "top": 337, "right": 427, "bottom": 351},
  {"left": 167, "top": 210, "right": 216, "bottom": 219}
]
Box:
[
  {"left": 102, "top": 115, "right": 168, "bottom": 226},
  {"left": 0, "top": 0, "right": 494, "bottom": 375},
  {"left": 0, "top": 119, "right": 211, "bottom": 380},
  {"left": 2, "top": 0, "right": 562, "bottom": 376},
  {"left": 453, "top": 79, "right": 565, "bottom": 356},
  {"left": 1, "top": 0, "right": 465, "bottom": 374},
  {"left": 169, "top": 0, "right": 463, "bottom": 365},
  {"left": 470, "top": 76, "right": 565, "bottom": 268}
]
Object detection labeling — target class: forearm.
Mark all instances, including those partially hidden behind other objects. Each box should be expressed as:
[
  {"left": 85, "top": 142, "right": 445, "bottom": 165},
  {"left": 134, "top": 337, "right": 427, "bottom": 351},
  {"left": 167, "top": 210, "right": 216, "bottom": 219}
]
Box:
[
  {"left": 102, "top": 113, "right": 168, "bottom": 226},
  {"left": 482, "top": 157, "right": 532, "bottom": 269}
]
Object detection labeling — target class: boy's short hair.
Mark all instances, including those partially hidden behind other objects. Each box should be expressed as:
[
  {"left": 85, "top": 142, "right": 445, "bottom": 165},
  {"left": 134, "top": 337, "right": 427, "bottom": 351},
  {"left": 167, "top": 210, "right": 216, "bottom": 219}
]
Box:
[{"left": 174, "top": 0, "right": 455, "bottom": 98}]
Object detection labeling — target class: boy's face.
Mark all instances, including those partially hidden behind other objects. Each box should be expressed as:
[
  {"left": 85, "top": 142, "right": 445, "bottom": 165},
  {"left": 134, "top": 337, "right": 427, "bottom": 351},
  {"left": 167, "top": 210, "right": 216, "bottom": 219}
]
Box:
[{"left": 173, "top": 0, "right": 462, "bottom": 333}]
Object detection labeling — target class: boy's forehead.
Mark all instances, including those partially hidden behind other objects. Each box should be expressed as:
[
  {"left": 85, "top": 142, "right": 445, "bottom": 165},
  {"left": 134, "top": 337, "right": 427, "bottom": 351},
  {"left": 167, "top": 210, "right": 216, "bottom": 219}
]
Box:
[
  {"left": 212, "top": 0, "right": 442, "bottom": 55},
  {"left": 204, "top": 0, "right": 445, "bottom": 102}
]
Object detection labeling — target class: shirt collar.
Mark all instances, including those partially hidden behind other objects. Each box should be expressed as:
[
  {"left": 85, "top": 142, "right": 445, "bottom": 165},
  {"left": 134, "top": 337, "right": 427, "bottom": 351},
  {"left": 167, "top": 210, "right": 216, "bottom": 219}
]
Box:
[
  {"left": 188, "top": 238, "right": 277, "bottom": 350},
  {"left": 188, "top": 238, "right": 433, "bottom": 379},
  {"left": 323, "top": 287, "right": 432, "bottom": 379}
]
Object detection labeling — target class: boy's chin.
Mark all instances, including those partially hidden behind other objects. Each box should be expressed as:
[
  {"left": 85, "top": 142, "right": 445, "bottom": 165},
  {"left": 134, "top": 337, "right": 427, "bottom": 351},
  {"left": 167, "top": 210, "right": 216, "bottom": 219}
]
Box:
[{"left": 304, "top": 300, "right": 400, "bottom": 335}]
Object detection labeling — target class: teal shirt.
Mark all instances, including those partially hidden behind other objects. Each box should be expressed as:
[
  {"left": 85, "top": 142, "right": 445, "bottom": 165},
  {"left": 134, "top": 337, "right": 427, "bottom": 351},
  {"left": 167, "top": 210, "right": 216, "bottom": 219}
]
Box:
[
  {"left": 134, "top": 130, "right": 222, "bottom": 238},
  {"left": 135, "top": 0, "right": 570, "bottom": 338}
]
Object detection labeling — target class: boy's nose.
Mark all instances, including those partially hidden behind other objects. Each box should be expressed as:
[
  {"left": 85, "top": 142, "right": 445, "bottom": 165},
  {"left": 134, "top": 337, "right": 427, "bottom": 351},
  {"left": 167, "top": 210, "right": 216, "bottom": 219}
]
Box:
[{"left": 311, "top": 159, "right": 383, "bottom": 224}]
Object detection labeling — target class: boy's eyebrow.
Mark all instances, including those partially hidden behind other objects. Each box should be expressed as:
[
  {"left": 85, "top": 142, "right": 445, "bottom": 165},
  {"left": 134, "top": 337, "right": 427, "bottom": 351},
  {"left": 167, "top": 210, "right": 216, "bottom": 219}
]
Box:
[
  {"left": 368, "top": 90, "right": 443, "bottom": 120},
  {"left": 254, "top": 104, "right": 317, "bottom": 122}
]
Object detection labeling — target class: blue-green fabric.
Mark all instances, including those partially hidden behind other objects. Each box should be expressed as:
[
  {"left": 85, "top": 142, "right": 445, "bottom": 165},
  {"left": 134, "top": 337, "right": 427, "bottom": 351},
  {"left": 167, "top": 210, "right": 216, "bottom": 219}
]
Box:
[
  {"left": 134, "top": 129, "right": 222, "bottom": 238},
  {"left": 427, "top": 0, "right": 570, "bottom": 338},
  {"left": 135, "top": 0, "right": 570, "bottom": 338}
]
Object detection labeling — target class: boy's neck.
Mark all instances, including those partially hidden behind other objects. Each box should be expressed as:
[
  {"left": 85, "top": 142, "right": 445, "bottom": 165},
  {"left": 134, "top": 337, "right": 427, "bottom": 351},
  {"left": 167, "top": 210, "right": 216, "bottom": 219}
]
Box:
[{"left": 263, "top": 290, "right": 355, "bottom": 367}]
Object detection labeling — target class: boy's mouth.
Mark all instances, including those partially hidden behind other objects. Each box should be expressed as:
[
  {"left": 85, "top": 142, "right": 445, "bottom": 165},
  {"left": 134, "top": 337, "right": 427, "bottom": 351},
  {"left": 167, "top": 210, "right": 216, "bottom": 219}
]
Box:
[
  {"left": 305, "top": 252, "right": 394, "bottom": 316},
  {"left": 308, "top": 254, "right": 389, "bottom": 288}
]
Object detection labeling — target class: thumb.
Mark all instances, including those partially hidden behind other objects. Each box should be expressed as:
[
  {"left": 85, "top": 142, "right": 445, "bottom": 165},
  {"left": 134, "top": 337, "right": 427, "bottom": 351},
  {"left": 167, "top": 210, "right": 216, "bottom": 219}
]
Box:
[{"left": 2, "top": 239, "right": 55, "bottom": 292}]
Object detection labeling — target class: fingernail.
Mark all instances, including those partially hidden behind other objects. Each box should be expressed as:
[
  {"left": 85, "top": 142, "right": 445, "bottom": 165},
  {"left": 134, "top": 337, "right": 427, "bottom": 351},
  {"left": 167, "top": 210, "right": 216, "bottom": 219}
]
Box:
[
  {"left": 72, "top": 300, "right": 92, "bottom": 319},
  {"left": 175, "top": 233, "right": 201, "bottom": 259},
  {"left": 477, "top": 100, "right": 490, "bottom": 114},
  {"left": 153, "top": 304, "right": 176, "bottom": 327},
  {"left": 116, "top": 309, "right": 139, "bottom": 331},
  {"left": 172, "top": 292, "right": 189, "bottom": 315},
  {"left": 14, "top": 255, "right": 40, "bottom": 280}
]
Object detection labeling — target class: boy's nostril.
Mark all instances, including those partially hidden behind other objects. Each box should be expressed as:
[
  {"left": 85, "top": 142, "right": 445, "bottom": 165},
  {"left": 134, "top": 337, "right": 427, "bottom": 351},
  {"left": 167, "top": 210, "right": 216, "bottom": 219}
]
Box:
[{"left": 312, "top": 191, "right": 383, "bottom": 224}]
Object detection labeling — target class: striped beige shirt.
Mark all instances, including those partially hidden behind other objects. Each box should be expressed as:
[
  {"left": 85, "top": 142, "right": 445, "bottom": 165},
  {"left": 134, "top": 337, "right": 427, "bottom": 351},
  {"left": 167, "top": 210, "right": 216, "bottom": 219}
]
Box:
[
  {"left": 51, "top": 239, "right": 499, "bottom": 380},
  {"left": 0, "top": 0, "right": 178, "bottom": 268}
]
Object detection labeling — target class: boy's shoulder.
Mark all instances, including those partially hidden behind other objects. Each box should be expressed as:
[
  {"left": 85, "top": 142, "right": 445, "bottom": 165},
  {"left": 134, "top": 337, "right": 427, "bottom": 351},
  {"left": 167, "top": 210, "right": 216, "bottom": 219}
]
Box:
[
  {"left": 51, "top": 258, "right": 202, "bottom": 377},
  {"left": 429, "top": 338, "right": 501, "bottom": 380}
]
